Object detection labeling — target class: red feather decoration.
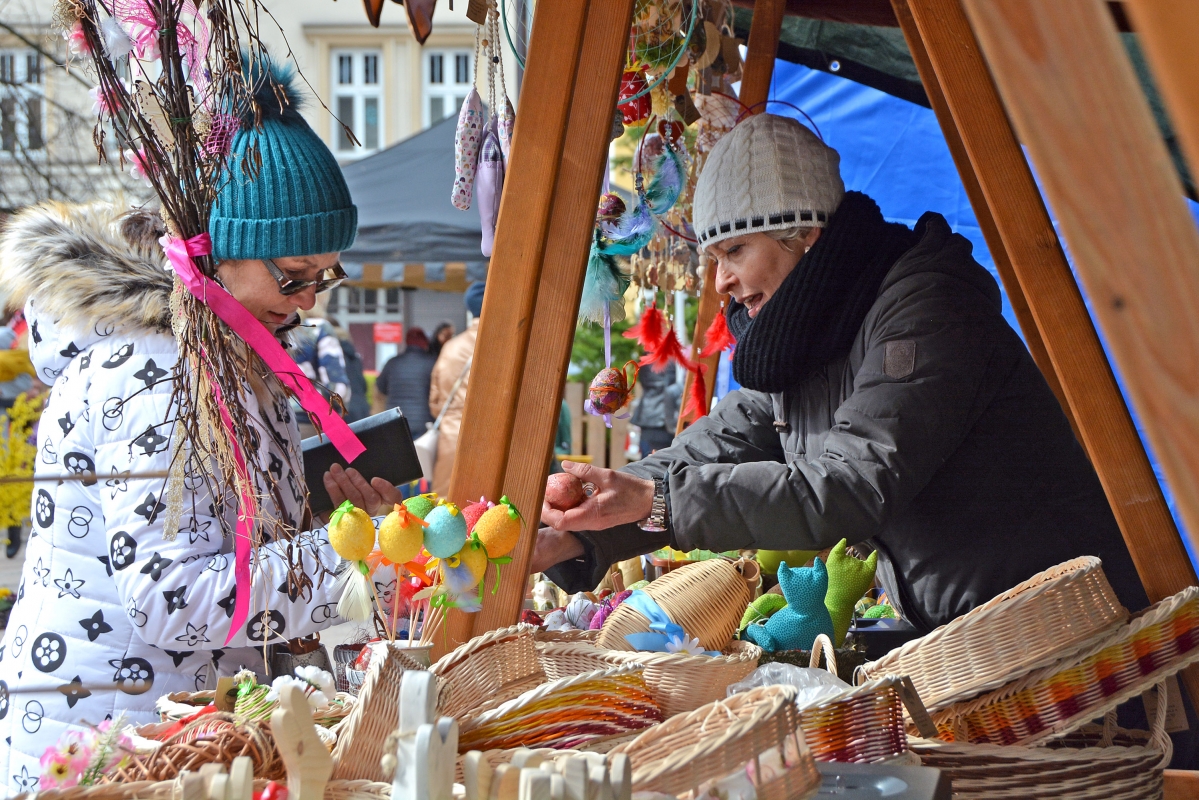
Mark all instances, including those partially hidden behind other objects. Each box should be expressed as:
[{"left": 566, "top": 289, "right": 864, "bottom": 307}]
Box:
[
  {"left": 640, "top": 329, "right": 698, "bottom": 372},
  {"left": 681, "top": 363, "right": 709, "bottom": 420},
  {"left": 699, "top": 306, "right": 736, "bottom": 358},
  {"left": 623, "top": 303, "right": 668, "bottom": 353}
]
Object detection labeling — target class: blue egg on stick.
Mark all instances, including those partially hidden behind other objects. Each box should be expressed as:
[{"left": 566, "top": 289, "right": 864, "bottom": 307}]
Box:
[{"left": 424, "top": 504, "right": 468, "bottom": 559}]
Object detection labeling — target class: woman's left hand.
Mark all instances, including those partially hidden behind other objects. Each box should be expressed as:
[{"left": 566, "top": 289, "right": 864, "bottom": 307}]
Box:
[{"left": 323, "top": 463, "right": 405, "bottom": 518}]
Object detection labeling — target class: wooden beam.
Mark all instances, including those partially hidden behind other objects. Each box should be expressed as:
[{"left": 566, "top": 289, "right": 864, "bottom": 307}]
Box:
[
  {"left": 1123, "top": 3, "right": 1199, "bottom": 183},
  {"left": 960, "top": 0, "right": 1199, "bottom": 695},
  {"left": 437, "top": 0, "right": 591, "bottom": 656},
  {"left": 891, "top": 0, "right": 1077, "bottom": 438},
  {"left": 680, "top": 0, "right": 787, "bottom": 433}
]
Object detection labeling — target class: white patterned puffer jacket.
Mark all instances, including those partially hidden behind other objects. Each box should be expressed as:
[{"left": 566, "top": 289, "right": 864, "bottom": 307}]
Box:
[{"left": 0, "top": 203, "right": 352, "bottom": 794}]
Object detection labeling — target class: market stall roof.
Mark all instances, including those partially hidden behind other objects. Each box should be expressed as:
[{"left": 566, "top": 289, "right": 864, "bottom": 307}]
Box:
[{"left": 339, "top": 115, "right": 488, "bottom": 282}]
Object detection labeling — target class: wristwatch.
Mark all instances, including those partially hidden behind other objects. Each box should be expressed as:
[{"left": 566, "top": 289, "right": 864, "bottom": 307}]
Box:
[{"left": 639, "top": 477, "right": 668, "bottom": 533}]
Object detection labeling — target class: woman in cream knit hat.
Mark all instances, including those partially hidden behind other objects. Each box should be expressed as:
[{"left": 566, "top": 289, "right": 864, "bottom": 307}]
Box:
[{"left": 536, "top": 113, "right": 1147, "bottom": 636}]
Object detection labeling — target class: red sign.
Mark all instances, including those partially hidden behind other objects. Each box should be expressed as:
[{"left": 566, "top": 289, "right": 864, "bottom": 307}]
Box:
[{"left": 373, "top": 322, "right": 403, "bottom": 343}]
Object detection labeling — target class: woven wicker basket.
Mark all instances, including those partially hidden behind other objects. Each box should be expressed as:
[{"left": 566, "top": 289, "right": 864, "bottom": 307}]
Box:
[
  {"left": 611, "top": 684, "right": 820, "bottom": 800},
  {"left": 595, "top": 558, "right": 758, "bottom": 653},
  {"left": 857, "top": 557, "right": 1127, "bottom": 713},
  {"left": 457, "top": 664, "right": 662, "bottom": 753},
  {"left": 909, "top": 738, "right": 1166, "bottom": 800},
  {"left": 533, "top": 628, "right": 600, "bottom": 644},
  {"left": 429, "top": 624, "right": 546, "bottom": 719},
  {"left": 930, "top": 586, "right": 1199, "bottom": 747},
  {"left": 537, "top": 640, "right": 762, "bottom": 717},
  {"left": 330, "top": 642, "right": 431, "bottom": 782},
  {"left": 22, "top": 778, "right": 392, "bottom": 800}
]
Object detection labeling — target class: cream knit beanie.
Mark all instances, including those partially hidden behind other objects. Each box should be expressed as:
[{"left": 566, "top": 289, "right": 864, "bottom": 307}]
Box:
[{"left": 693, "top": 113, "right": 844, "bottom": 249}]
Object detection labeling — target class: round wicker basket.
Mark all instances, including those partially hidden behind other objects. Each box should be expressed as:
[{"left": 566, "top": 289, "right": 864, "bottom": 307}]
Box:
[
  {"left": 595, "top": 558, "right": 758, "bottom": 653},
  {"left": 611, "top": 684, "right": 820, "bottom": 800},
  {"left": 537, "top": 639, "right": 762, "bottom": 717},
  {"left": 428, "top": 623, "right": 546, "bottom": 719},
  {"left": 857, "top": 557, "right": 1127, "bottom": 713}
]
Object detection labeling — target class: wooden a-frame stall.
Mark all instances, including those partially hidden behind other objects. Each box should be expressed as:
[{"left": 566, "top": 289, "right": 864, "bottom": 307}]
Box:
[{"left": 435, "top": 0, "right": 1199, "bottom": 742}]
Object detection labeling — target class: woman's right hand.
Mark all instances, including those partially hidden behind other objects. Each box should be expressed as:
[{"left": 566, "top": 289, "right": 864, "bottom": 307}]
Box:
[{"left": 540, "top": 461, "right": 655, "bottom": 532}]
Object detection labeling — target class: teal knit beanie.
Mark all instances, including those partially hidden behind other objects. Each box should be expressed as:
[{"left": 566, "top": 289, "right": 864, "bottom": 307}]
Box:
[{"left": 210, "top": 61, "right": 357, "bottom": 261}]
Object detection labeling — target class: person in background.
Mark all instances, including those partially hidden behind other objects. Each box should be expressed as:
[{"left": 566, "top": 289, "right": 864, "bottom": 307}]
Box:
[
  {"left": 0, "top": 315, "right": 35, "bottom": 559},
  {"left": 630, "top": 361, "right": 681, "bottom": 458},
  {"left": 429, "top": 320, "right": 455, "bottom": 361},
  {"left": 428, "top": 283, "right": 483, "bottom": 495},
  {"left": 293, "top": 302, "right": 351, "bottom": 436},
  {"left": 376, "top": 326, "right": 436, "bottom": 433},
  {"left": 327, "top": 316, "right": 370, "bottom": 423}
]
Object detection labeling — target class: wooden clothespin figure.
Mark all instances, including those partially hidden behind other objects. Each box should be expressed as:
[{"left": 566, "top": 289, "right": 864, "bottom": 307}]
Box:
[
  {"left": 272, "top": 684, "right": 333, "bottom": 800},
  {"left": 391, "top": 671, "right": 459, "bottom": 800},
  {"left": 518, "top": 769, "right": 553, "bottom": 800},
  {"left": 463, "top": 751, "right": 495, "bottom": 800}
]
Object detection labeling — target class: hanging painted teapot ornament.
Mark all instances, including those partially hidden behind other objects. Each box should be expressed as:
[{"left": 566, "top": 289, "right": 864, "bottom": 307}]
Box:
[{"left": 587, "top": 360, "right": 640, "bottom": 417}]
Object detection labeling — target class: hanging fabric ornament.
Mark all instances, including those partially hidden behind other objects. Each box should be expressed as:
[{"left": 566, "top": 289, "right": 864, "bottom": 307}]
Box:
[
  {"left": 476, "top": 118, "right": 504, "bottom": 257},
  {"left": 452, "top": 87, "right": 484, "bottom": 210},
  {"left": 587, "top": 360, "right": 640, "bottom": 417},
  {"left": 618, "top": 68, "right": 651, "bottom": 125},
  {"left": 699, "top": 301, "right": 736, "bottom": 357},
  {"left": 499, "top": 96, "right": 516, "bottom": 162}
]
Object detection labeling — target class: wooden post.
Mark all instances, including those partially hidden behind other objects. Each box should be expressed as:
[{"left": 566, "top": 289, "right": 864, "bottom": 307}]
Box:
[
  {"left": 456, "top": 0, "right": 638, "bottom": 638},
  {"left": 960, "top": 0, "right": 1199, "bottom": 692},
  {"left": 438, "top": 0, "right": 591, "bottom": 655},
  {"left": 679, "top": 0, "right": 787, "bottom": 433},
  {"left": 891, "top": 0, "right": 1077, "bottom": 436}
]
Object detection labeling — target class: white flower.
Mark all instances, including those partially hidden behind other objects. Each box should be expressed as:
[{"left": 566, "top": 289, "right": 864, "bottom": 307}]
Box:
[
  {"left": 665, "top": 635, "right": 704, "bottom": 655},
  {"left": 294, "top": 665, "right": 335, "bottom": 699}
]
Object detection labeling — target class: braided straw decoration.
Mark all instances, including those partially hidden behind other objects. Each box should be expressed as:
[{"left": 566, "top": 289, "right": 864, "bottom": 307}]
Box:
[
  {"left": 595, "top": 558, "right": 758, "bottom": 652},
  {"left": 106, "top": 714, "right": 285, "bottom": 783},
  {"left": 857, "top": 557, "right": 1127, "bottom": 713},
  {"left": 23, "top": 779, "right": 393, "bottom": 800},
  {"left": 929, "top": 586, "right": 1199, "bottom": 749},
  {"left": 797, "top": 675, "right": 908, "bottom": 763},
  {"left": 612, "top": 684, "right": 819, "bottom": 799},
  {"left": 911, "top": 738, "right": 1165, "bottom": 800},
  {"left": 330, "top": 644, "right": 431, "bottom": 782},
  {"left": 537, "top": 640, "right": 762, "bottom": 717},
  {"left": 429, "top": 624, "right": 545, "bottom": 719}
]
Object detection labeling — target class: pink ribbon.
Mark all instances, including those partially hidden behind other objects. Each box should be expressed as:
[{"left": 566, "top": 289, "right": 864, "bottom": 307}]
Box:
[{"left": 164, "top": 233, "right": 366, "bottom": 643}]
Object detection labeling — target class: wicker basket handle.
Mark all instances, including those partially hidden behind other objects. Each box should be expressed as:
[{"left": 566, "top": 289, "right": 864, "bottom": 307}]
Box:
[
  {"left": 1149, "top": 680, "right": 1175, "bottom": 769},
  {"left": 735, "top": 558, "right": 761, "bottom": 592},
  {"left": 808, "top": 634, "right": 838, "bottom": 676}
]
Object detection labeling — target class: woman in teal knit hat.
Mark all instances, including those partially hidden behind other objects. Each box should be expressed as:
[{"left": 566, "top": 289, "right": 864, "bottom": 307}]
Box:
[{"left": 0, "top": 65, "right": 403, "bottom": 784}]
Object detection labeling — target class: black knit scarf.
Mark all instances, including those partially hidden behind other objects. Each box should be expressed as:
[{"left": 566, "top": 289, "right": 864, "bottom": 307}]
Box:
[{"left": 726, "top": 191, "right": 918, "bottom": 393}]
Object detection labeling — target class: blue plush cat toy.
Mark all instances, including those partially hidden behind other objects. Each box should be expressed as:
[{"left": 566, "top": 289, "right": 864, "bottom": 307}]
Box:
[{"left": 743, "top": 558, "right": 836, "bottom": 652}]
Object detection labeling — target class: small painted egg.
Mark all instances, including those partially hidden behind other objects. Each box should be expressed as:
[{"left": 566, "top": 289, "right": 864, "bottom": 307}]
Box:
[{"left": 423, "top": 503, "right": 468, "bottom": 559}]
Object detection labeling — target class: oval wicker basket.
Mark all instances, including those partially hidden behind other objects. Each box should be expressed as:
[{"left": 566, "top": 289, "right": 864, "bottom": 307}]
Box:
[
  {"left": 611, "top": 684, "right": 820, "bottom": 800},
  {"left": 428, "top": 623, "right": 546, "bottom": 719},
  {"left": 23, "top": 778, "right": 392, "bottom": 800},
  {"left": 532, "top": 628, "right": 599, "bottom": 644},
  {"left": 857, "top": 557, "right": 1128, "bottom": 713},
  {"left": 595, "top": 558, "right": 758, "bottom": 653},
  {"left": 538, "top": 639, "right": 762, "bottom": 717},
  {"left": 929, "top": 586, "right": 1199, "bottom": 748}
]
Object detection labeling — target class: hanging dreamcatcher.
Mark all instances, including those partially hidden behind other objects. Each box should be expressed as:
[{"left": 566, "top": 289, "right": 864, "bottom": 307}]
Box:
[{"left": 452, "top": 0, "right": 516, "bottom": 258}]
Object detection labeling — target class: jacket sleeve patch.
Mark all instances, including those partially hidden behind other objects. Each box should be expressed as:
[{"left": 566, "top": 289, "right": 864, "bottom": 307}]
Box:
[{"left": 883, "top": 340, "right": 917, "bottom": 379}]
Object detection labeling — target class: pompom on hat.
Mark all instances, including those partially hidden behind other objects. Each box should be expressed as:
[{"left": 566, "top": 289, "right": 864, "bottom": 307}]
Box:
[{"left": 693, "top": 113, "right": 844, "bottom": 249}]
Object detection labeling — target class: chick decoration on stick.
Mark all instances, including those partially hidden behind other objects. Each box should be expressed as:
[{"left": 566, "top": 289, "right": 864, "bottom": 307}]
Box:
[{"left": 328, "top": 500, "right": 381, "bottom": 622}]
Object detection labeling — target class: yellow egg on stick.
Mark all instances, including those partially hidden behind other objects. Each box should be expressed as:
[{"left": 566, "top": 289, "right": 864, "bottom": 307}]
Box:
[
  {"left": 473, "top": 495, "right": 522, "bottom": 559},
  {"left": 328, "top": 500, "right": 383, "bottom": 624},
  {"left": 379, "top": 503, "right": 427, "bottom": 565}
]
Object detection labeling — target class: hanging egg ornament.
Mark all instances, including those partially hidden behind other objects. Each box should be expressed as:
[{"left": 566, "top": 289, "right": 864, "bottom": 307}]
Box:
[
  {"left": 328, "top": 501, "right": 376, "bottom": 562},
  {"left": 618, "top": 68, "right": 651, "bottom": 125},
  {"left": 473, "top": 495, "right": 523, "bottom": 560},
  {"left": 378, "top": 503, "right": 427, "bottom": 565},
  {"left": 597, "top": 192, "right": 627, "bottom": 224},
  {"left": 403, "top": 492, "right": 439, "bottom": 520},
  {"left": 588, "top": 360, "right": 640, "bottom": 416},
  {"left": 423, "top": 501, "right": 468, "bottom": 559}
]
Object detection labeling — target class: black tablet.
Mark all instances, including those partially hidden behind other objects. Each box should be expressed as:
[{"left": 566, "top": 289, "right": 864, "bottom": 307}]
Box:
[{"left": 301, "top": 408, "right": 424, "bottom": 516}]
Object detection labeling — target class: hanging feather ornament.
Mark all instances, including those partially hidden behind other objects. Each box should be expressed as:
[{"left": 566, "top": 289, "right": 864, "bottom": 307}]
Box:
[
  {"left": 699, "top": 301, "right": 736, "bottom": 358},
  {"left": 623, "top": 302, "right": 668, "bottom": 354},
  {"left": 682, "top": 363, "right": 709, "bottom": 420},
  {"left": 579, "top": 236, "right": 631, "bottom": 325}
]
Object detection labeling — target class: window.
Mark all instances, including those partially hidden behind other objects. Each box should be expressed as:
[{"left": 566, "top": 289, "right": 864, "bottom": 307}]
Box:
[
  {"left": 423, "top": 49, "right": 472, "bottom": 127},
  {"left": 0, "top": 49, "right": 44, "bottom": 154},
  {"left": 331, "top": 49, "right": 383, "bottom": 157},
  {"left": 385, "top": 288, "right": 401, "bottom": 313}
]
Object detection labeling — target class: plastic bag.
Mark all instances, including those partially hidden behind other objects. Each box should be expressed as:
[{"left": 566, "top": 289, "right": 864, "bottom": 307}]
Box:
[{"left": 727, "top": 662, "right": 851, "bottom": 709}]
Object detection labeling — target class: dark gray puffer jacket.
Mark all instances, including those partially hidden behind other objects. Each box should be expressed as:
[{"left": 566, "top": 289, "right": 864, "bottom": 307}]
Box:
[{"left": 552, "top": 213, "right": 1147, "bottom": 632}]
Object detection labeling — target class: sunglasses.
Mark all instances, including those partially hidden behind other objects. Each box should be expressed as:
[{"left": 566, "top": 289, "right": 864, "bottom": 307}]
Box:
[{"left": 263, "top": 258, "right": 348, "bottom": 296}]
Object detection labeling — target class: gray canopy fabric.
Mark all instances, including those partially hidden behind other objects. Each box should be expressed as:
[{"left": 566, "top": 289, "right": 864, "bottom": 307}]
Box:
[{"left": 339, "top": 115, "right": 489, "bottom": 279}]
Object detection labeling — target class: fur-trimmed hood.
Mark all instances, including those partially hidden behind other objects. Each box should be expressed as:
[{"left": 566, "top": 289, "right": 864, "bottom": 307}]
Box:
[{"left": 0, "top": 200, "right": 172, "bottom": 334}]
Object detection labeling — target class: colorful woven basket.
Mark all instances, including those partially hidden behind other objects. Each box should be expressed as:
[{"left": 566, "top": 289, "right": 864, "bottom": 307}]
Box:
[
  {"left": 930, "top": 586, "right": 1199, "bottom": 746},
  {"left": 429, "top": 623, "right": 545, "bottom": 719},
  {"left": 858, "top": 557, "right": 1128, "bottom": 713},
  {"left": 612, "top": 684, "right": 821, "bottom": 800},
  {"left": 537, "top": 640, "right": 761, "bottom": 717},
  {"left": 456, "top": 664, "right": 662, "bottom": 752},
  {"left": 595, "top": 558, "right": 758, "bottom": 653}
]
